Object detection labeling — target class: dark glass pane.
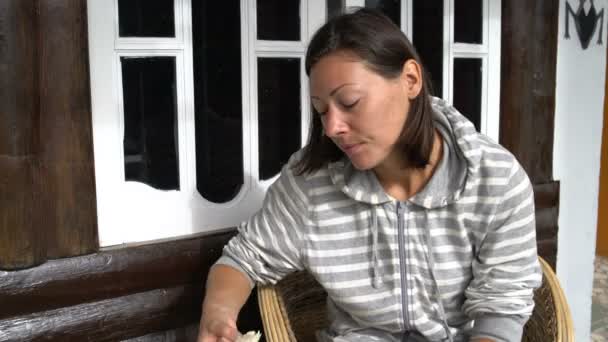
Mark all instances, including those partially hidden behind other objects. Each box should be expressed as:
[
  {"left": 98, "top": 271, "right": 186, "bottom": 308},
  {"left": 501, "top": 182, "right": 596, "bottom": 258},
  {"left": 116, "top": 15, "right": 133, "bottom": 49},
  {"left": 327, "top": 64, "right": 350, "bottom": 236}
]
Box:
[
  {"left": 365, "top": 0, "right": 400, "bottom": 27},
  {"left": 118, "top": 0, "right": 175, "bottom": 37},
  {"left": 413, "top": 0, "right": 443, "bottom": 97},
  {"left": 454, "top": 0, "right": 483, "bottom": 44},
  {"left": 121, "top": 57, "right": 179, "bottom": 190},
  {"left": 192, "top": 0, "right": 244, "bottom": 203},
  {"left": 257, "top": 0, "right": 300, "bottom": 41},
  {"left": 258, "top": 58, "right": 301, "bottom": 180},
  {"left": 327, "top": 0, "right": 345, "bottom": 20},
  {"left": 453, "top": 58, "right": 482, "bottom": 131}
]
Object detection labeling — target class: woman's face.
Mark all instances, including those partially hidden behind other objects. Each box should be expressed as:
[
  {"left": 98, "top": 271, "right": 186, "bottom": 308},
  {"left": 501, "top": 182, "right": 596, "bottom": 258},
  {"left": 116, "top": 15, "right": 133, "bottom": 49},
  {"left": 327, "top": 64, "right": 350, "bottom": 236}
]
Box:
[{"left": 309, "top": 51, "right": 421, "bottom": 171}]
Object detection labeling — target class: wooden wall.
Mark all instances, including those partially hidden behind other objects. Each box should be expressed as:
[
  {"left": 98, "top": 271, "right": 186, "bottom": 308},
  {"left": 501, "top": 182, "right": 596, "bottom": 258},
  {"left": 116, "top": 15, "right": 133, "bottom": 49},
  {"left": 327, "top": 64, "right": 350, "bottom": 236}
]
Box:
[
  {"left": 0, "top": 0, "right": 561, "bottom": 341},
  {"left": 0, "top": 231, "right": 262, "bottom": 341}
]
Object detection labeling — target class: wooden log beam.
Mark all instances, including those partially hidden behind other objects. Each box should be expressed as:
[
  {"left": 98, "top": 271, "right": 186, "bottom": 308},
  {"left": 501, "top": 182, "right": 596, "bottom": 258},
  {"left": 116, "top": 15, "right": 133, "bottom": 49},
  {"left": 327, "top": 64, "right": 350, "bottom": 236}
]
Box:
[
  {"left": 0, "top": 283, "right": 263, "bottom": 342},
  {"left": 0, "top": 230, "right": 265, "bottom": 342},
  {"left": 37, "top": 0, "right": 98, "bottom": 259},
  {"left": 0, "top": 285, "right": 200, "bottom": 342},
  {"left": 0, "top": 0, "right": 45, "bottom": 270},
  {"left": 0, "top": 230, "right": 235, "bottom": 320}
]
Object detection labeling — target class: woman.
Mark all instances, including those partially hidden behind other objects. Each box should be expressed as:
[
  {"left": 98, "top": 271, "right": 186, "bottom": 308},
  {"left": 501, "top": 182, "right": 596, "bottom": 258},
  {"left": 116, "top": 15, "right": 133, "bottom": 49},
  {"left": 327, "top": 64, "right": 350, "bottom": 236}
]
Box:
[{"left": 198, "top": 9, "right": 541, "bottom": 342}]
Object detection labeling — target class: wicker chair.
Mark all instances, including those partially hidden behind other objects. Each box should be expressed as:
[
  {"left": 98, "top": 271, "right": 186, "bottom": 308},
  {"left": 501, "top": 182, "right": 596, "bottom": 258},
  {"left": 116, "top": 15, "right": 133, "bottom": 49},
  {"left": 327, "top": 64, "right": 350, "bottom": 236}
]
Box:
[{"left": 257, "top": 257, "right": 574, "bottom": 342}]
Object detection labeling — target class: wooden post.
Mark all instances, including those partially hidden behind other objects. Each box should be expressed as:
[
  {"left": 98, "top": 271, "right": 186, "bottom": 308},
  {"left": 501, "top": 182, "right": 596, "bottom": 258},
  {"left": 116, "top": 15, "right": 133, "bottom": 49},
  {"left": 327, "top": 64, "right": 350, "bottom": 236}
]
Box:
[
  {"left": 38, "top": 0, "right": 99, "bottom": 258},
  {"left": 0, "top": 0, "right": 45, "bottom": 269},
  {"left": 500, "top": 1, "right": 560, "bottom": 269},
  {"left": 500, "top": 1, "right": 559, "bottom": 183},
  {"left": 1, "top": 0, "right": 99, "bottom": 269}
]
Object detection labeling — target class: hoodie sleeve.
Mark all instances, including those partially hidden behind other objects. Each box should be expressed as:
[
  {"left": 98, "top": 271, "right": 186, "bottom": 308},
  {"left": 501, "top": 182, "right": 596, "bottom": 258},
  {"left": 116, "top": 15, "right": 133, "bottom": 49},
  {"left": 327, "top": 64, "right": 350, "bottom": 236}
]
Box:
[
  {"left": 463, "top": 160, "right": 543, "bottom": 342},
  {"left": 215, "top": 163, "right": 308, "bottom": 287}
]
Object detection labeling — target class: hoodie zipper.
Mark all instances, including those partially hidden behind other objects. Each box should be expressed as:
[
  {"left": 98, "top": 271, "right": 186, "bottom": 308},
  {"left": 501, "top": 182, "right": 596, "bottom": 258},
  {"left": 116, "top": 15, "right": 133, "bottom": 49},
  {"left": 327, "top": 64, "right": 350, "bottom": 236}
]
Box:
[{"left": 396, "top": 201, "right": 410, "bottom": 331}]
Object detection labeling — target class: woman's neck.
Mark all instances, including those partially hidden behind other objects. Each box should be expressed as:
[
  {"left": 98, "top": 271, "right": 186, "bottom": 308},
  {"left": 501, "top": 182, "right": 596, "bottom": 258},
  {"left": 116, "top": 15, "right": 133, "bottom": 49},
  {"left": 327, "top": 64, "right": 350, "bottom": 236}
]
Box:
[{"left": 373, "top": 131, "right": 443, "bottom": 201}]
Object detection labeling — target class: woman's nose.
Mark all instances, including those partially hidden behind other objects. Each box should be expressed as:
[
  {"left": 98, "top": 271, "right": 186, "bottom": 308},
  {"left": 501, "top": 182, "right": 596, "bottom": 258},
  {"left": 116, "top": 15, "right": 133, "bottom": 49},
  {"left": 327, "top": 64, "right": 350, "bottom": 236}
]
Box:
[{"left": 323, "top": 108, "right": 347, "bottom": 138}]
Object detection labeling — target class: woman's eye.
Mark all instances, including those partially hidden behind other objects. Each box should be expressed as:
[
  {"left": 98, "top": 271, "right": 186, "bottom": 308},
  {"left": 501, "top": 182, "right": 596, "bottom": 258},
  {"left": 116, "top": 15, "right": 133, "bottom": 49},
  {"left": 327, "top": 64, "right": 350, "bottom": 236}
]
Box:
[{"left": 342, "top": 99, "right": 359, "bottom": 109}]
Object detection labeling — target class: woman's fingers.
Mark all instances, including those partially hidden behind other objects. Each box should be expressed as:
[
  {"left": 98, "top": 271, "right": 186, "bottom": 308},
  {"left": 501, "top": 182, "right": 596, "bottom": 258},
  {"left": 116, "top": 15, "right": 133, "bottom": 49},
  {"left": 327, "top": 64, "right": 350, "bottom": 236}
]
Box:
[{"left": 198, "top": 321, "right": 240, "bottom": 342}]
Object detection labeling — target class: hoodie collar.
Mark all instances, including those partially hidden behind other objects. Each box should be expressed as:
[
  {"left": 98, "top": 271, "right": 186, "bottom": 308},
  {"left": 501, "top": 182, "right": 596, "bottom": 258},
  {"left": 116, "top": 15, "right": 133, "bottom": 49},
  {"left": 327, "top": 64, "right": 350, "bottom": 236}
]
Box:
[{"left": 327, "top": 96, "right": 478, "bottom": 209}]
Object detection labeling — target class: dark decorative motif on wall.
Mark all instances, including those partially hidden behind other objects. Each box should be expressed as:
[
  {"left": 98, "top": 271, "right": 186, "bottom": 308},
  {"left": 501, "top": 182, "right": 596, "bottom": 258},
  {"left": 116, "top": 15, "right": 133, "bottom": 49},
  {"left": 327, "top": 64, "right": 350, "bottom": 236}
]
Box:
[{"left": 565, "top": 0, "right": 605, "bottom": 49}]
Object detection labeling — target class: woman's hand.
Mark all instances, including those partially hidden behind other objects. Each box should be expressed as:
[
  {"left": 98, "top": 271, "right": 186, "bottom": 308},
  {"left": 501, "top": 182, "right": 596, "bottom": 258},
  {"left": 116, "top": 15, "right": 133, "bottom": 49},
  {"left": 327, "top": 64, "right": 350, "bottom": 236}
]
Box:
[
  {"left": 196, "top": 265, "right": 253, "bottom": 342},
  {"left": 197, "top": 302, "right": 240, "bottom": 342}
]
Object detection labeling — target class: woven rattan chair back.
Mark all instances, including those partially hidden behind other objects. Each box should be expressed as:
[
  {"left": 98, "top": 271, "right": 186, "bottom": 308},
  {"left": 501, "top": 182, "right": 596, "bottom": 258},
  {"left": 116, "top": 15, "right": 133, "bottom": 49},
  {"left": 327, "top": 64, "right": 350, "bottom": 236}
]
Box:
[
  {"left": 522, "top": 257, "right": 574, "bottom": 342},
  {"left": 258, "top": 257, "right": 573, "bottom": 342}
]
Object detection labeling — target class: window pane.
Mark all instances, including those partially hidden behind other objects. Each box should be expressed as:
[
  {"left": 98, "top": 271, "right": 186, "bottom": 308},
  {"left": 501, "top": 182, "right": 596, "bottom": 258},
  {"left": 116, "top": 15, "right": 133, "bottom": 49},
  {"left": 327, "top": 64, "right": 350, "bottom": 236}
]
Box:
[
  {"left": 258, "top": 58, "right": 301, "bottom": 180},
  {"left": 454, "top": 0, "right": 483, "bottom": 44},
  {"left": 365, "top": 0, "right": 400, "bottom": 27},
  {"left": 413, "top": 0, "right": 443, "bottom": 97},
  {"left": 257, "top": 0, "right": 301, "bottom": 41},
  {"left": 118, "top": 0, "right": 175, "bottom": 37},
  {"left": 453, "top": 58, "right": 482, "bottom": 131},
  {"left": 121, "top": 57, "right": 179, "bottom": 190},
  {"left": 192, "top": 0, "right": 244, "bottom": 203}
]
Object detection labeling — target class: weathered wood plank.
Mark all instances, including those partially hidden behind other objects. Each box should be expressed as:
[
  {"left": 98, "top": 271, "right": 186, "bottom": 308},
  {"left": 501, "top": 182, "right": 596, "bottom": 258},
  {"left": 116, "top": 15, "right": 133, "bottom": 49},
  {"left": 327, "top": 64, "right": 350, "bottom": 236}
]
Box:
[
  {"left": 532, "top": 182, "right": 560, "bottom": 270},
  {"left": 0, "top": 0, "right": 44, "bottom": 270},
  {"left": 0, "top": 230, "right": 235, "bottom": 320},
  {"left": 0, "top": 283, "right": 263, "bottom": 342},
  {"left": 535, "top": 206, "right": 558, "bottom": 235},
  {"left": 0, "top": 229, "right": 269, "bottom": 342},
  {"left": 37, "top": 0, "right": 98, "bottom": 259},
  {"left": 0, "top": 285, "right": 200, "bottom": 342},
  {"left": 0, "top": 156, "right": 44, "bottom": 270},
  {"left": 533, "top": 182, "right": 559, "bottom": 209},
  {"left": 0, "top": 0, "right": 39, "bottom": 156},
  {"left": 534, "top": 182, "right": 559, "bottom": 235},
  {"left": 500, "top": 1, "right": 559, "bottom": 184}
]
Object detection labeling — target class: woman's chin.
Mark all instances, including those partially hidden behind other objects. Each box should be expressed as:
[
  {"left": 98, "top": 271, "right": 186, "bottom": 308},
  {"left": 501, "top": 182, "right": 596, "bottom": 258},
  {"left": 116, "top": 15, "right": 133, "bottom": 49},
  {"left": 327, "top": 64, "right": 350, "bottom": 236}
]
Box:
[{"left": 349, "top": 157, "right": 376, "bottom": 171}]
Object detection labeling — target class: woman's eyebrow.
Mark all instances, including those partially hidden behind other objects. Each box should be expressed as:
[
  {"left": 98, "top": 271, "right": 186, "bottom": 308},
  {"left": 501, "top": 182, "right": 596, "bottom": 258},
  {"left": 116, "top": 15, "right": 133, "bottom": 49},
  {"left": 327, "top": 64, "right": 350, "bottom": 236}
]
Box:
[{"left": 311, "top": 83, "right": 356, "bottom": 100}]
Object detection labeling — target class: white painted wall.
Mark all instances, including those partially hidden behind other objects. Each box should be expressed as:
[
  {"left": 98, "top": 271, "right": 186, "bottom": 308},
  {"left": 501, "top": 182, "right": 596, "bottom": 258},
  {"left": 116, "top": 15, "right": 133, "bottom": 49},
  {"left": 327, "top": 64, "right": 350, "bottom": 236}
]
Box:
[{"left": 554, "top": 0, "right": 607, "bottom": 340}]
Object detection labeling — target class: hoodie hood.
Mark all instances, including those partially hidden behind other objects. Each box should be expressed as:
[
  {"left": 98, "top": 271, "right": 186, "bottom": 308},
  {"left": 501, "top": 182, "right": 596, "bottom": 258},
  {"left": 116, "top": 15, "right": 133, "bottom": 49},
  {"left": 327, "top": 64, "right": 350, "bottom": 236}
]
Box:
[{"left": 327, "top": 96, "right": 479, "bottom": 208}]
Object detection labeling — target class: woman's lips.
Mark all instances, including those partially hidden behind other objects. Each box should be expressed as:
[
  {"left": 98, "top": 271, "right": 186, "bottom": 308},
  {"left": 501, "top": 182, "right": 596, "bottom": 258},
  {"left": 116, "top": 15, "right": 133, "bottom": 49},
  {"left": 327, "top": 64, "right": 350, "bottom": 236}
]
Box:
[{"left": 340, "top": 143, "right": 363, "bottom": 156}]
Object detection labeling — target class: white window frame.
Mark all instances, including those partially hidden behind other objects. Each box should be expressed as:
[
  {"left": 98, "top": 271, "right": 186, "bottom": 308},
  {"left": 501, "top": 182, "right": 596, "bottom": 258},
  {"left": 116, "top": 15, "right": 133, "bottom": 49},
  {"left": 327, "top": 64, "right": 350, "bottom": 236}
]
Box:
[
  {"left": 88, "top": 0, "right": 499, "bottom": 246},
  {"left": 88, "top": 0, "right": 326, "bottom": 247},
  {"left": 443, "top": 0, "right": 501, "bottom": 142}
]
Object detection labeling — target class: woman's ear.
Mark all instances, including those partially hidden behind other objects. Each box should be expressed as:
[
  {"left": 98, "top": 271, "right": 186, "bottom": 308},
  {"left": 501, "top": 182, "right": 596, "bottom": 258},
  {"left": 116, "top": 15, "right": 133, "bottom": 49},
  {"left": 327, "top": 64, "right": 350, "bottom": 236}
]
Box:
[{"left": 401, "top": 59, "right": 422, "bottom": 99}]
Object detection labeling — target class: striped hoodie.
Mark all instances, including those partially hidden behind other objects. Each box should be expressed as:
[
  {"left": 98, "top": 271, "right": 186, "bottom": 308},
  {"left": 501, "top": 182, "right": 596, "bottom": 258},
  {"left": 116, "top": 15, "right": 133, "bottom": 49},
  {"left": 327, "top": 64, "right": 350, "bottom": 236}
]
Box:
[{"left": 217, "top": 97, "right": 542, "bottom": 342}]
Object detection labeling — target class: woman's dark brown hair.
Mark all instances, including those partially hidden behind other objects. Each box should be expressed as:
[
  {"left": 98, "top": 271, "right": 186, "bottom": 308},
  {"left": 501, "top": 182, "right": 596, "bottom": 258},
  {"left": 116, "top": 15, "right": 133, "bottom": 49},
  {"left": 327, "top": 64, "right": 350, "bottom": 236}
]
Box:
[{"left": 295, "top": 8, "right": 435, "bottom": 175}]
